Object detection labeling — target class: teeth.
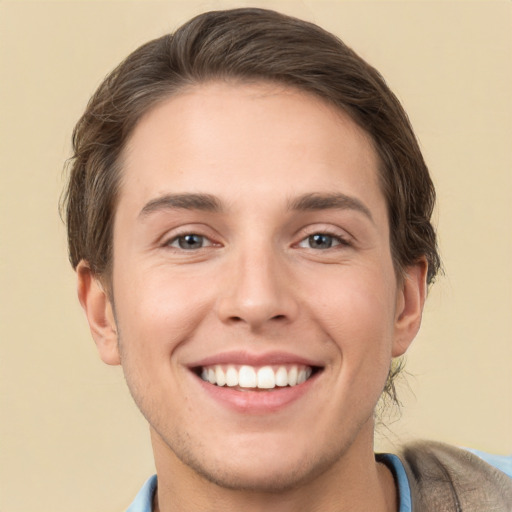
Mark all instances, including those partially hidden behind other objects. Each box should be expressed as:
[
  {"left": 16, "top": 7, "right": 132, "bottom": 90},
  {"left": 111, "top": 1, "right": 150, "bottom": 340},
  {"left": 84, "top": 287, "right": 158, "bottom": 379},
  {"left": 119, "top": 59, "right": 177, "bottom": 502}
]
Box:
[
  {"left": 288, "top": 366, "right": 298, "bottom": 386},
  {"left": 238, "top": 365, "right": 257, "bottom": 387},
  {"left": 275, "top": 366, "right": 288, "bottom": 387},
  {"left": 215, "top": 366, "right": 226, "bottom": 387},
  {"left": 199, "top": 364, "right": 314, "bottom": 389},
  {"left": 257, "top": 366, "right": 275, "bottom": 389},
  {"left": 225, "top": 365, "right": 238, "bottom": 387}
]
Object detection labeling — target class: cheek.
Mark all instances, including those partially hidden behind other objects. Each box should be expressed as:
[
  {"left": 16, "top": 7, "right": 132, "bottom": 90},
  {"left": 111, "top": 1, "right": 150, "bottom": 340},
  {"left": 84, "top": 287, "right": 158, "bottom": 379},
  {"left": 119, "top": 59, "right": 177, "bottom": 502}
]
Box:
[
  {"left": 309, "top": 260, "right": 397, "bottom": 323},
  {"left": 113, "top": 265, "right": 213, "bottom": 359},
  {"left": 305, "top": 263, "right": 398, "bottom": 367},
  {"left": 112, "top": 269, "right": 211, "bottom": 422}
]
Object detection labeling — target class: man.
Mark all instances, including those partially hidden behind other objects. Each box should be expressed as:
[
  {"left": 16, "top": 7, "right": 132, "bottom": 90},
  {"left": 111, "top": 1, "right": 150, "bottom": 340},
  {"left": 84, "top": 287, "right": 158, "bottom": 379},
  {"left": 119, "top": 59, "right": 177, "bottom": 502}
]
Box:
[{"left": 62, "top": 8, "right": 512, "bottom": 511}]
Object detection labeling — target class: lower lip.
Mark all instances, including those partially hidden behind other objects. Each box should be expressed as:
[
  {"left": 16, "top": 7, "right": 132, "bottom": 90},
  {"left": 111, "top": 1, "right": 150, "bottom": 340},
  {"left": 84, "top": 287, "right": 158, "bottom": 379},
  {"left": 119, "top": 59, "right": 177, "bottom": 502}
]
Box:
[{"left": 194, "top": 372, "right": 320, "bottom": 414}]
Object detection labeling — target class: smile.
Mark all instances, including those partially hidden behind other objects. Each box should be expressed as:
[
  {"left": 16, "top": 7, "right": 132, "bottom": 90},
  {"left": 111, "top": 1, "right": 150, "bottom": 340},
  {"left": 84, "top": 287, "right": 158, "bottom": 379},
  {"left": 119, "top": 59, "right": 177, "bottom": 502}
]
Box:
[{"left": 199, "top": 364, "right": 315, "bottom": 389}]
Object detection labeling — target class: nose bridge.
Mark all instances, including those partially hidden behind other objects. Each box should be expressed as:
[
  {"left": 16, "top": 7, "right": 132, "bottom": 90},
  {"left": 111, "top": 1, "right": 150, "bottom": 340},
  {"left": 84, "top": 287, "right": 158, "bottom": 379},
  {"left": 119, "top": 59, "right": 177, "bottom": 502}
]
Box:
[{"left": 216, "top": 238, "right": 298, "bottom": 329}]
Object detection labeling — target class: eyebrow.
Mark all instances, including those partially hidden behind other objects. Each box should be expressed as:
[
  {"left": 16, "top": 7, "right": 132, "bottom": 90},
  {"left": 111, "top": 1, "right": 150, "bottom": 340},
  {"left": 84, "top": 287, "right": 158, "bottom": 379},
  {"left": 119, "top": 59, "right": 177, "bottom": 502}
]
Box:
[
  {"left": 288, "top": 192, "right": 374, "bottom": 222},
  {"left": 139, "top": 193, "right": 222, "bottom": 218},
  {"left": 138, "top": 191, "right": 373, "bottom": 222}
]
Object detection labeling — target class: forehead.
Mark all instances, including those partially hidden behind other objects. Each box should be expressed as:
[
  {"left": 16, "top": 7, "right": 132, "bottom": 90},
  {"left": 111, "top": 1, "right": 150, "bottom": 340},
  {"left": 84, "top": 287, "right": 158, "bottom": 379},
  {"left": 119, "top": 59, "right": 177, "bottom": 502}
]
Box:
[{"left": 119, "top": 81, "right": 384, "bottom": 218}]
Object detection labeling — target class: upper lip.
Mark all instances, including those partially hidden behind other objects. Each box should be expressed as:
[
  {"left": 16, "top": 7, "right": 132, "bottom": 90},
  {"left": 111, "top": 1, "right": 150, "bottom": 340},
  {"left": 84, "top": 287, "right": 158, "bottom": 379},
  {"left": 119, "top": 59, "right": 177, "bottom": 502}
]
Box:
[{"left": 187, "top": 350, "right": 324, "bottom": 369}]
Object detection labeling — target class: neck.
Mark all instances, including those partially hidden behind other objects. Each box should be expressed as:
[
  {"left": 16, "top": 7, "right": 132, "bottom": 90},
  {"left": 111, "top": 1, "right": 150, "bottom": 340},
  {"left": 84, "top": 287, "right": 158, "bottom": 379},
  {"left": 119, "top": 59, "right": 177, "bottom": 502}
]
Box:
[{"left": 150, "top": 426, "right": 397, "bottom": 512}]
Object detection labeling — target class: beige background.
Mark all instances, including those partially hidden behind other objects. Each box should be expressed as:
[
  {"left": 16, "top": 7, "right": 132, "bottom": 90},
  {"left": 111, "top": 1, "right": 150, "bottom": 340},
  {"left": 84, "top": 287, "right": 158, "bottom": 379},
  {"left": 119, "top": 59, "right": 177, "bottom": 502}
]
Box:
[{"left": 0, "top": 1, "right": 510, "bottom": 510}]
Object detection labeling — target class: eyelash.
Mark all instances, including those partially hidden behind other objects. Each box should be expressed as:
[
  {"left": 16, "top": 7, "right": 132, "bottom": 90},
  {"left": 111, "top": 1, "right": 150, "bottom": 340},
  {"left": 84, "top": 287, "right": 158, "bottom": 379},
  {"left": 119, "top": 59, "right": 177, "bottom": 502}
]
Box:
[
  {"left": 297, "top": 231, "right": 351, "bottom": 250},
  {"left": 164, "top": 230, "right": 351, "bottom": 252},
  {"left": 165, "top": 233, "right": 215, "bottom": 250}
]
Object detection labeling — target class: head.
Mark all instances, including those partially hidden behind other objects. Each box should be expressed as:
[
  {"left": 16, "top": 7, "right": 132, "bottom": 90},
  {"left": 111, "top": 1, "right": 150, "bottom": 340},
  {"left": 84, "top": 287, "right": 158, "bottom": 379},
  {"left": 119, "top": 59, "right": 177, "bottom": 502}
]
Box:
[{"left": 63, "top": 7, "right": 440, "bottom": 493}]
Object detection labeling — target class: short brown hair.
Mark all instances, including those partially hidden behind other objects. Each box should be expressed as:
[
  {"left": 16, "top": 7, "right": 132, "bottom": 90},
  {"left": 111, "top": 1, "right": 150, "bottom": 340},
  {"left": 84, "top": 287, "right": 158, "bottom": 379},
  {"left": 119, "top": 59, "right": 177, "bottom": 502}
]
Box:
[{"left": 63, "top": 7, "right": 440, "bottom": 286}]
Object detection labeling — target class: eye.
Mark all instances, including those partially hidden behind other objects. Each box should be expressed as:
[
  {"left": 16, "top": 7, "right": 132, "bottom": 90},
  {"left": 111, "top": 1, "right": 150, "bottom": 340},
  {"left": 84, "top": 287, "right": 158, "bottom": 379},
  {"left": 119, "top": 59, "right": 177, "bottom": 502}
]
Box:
[
  {"left": 298, "top": 233, "right": 346, "bottom": 250},
  {"left": 168, "top": 234, "right": 212, "bottom": 250}
]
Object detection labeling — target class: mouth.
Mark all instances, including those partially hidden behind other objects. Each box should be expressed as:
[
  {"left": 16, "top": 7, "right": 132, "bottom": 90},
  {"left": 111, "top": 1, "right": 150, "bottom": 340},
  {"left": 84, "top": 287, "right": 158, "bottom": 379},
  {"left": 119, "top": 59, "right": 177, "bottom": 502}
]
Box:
[
  {"left": 188, "top": 353, "right": 325, "bottom": 412},
  {"left": 194, "top": 364, "right": 322, "bottom": 390}
]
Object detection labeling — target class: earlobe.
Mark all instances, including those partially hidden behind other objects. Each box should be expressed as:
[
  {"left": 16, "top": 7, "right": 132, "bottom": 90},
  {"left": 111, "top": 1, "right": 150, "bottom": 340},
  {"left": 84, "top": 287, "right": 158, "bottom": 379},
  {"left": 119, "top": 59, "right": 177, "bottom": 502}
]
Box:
[
  {"left": 77, "top": 260, "right": 121, "bottom": 366},
  {"left": 392, "top": 258, "right": 428, "bottom": 357}
]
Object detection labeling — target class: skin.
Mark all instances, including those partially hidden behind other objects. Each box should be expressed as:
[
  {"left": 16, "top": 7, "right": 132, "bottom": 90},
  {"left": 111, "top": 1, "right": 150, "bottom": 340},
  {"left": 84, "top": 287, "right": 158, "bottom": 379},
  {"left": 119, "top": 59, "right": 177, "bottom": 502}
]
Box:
[{"left": 78, "top": 82, "right": 427, "bottom": 512}]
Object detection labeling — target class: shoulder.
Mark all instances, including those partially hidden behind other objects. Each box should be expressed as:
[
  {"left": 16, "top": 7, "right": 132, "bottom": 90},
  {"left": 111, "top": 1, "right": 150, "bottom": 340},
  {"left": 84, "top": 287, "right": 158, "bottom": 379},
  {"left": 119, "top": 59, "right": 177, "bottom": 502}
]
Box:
[
  {"left": 399, "top": 441, "right": 512, "bottom": 512},
  {"left": 464, "top": 447, "right": 512, "bottom": 479}
]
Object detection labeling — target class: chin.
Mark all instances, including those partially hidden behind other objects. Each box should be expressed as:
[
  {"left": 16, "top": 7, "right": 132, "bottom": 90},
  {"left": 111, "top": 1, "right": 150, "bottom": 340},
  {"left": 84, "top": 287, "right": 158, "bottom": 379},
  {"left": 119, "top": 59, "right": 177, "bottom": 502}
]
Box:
[
  {"left": 166, "top": 428, "right": 348, "bottom": 494},
  {"left": 188, "top": 454, "right": 331, "bottom": 493}
]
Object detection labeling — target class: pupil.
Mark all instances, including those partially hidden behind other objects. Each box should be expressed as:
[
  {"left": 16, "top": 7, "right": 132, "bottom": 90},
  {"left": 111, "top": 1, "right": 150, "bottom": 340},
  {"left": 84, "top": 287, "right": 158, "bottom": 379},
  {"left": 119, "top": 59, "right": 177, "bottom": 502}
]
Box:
[
  {"left": 179, "top": 234, "right": 202, "bottom": 249},
  {"left": 310, "top": 234, "right": 332, "bottom": 249}
]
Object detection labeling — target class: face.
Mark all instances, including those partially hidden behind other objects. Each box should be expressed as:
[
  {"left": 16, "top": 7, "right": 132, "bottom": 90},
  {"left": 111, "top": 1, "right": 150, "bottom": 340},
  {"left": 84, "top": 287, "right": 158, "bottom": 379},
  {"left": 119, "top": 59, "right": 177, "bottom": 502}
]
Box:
[{"left": 79, "top": 81, "right": 425, "bottom": 492}]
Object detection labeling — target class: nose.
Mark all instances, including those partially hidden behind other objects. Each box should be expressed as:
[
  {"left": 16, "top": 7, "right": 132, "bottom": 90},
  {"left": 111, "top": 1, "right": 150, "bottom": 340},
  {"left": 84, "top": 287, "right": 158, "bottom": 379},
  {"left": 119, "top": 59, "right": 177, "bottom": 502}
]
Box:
[{"left": 215, "top": 247, "right": 299, "bottom": 331}]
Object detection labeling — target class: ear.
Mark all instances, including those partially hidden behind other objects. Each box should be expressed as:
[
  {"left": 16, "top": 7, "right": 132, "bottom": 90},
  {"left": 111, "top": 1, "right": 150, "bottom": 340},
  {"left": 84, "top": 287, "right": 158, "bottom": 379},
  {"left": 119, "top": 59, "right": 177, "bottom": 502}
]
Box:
[
  {"left": 77, "top": 260, "right": 120, "bottom": 365},
  {"left": 392, "top": 258, "right": 428, "bottom": 357}
]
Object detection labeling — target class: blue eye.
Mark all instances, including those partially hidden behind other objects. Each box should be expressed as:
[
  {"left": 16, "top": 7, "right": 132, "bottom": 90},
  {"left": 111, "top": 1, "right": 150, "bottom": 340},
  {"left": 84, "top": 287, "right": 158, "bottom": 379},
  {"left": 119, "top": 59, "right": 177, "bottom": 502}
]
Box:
[
  {"left": 299, "top": 233, "right": 345, "bottom": 250},
  {"left": 170, "top": 234, "right": 207, "bottom": 250},
  {"left": 308, "top": 234, "right": 334, "bottom": 249}
]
